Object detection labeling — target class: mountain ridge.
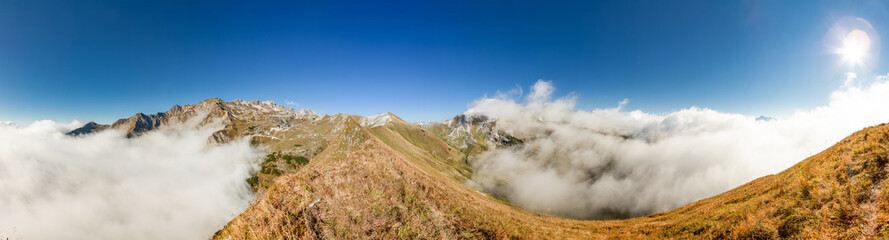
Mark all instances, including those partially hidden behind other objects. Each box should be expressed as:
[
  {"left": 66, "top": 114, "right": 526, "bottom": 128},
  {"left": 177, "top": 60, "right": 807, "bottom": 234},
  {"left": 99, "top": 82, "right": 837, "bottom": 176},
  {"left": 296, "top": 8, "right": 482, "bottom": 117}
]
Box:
[
  {"left": 66, "top": 98, "right": 318, "bottom": 142},
  {"left": 67, "top": 98, "right": 889, "bottom": 239}
]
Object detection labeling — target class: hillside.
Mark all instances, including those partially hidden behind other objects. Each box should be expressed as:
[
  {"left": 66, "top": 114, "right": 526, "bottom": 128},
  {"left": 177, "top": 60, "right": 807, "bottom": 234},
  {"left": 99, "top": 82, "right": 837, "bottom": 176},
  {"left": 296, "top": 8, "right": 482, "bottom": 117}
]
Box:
[
  {"left": 209, "top": 105, "right": 889, "bottom": 239},
  {"left": 68, "top": 99, "right": 889, "bottom": 239}
]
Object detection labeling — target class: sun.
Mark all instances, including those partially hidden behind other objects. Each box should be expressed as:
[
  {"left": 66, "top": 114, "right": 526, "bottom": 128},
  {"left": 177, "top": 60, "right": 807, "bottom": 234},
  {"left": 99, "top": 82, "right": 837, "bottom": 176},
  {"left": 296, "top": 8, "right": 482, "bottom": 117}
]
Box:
[{"left": 838, "top": 29, "right": 871, "bottom": 66}]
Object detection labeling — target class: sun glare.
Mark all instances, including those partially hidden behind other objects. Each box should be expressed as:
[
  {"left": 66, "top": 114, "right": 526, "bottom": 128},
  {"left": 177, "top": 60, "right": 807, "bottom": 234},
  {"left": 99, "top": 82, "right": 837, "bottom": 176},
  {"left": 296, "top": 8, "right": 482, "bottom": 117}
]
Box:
[{"left": 838, "top": 29, "right": 871, "bottom": 66}]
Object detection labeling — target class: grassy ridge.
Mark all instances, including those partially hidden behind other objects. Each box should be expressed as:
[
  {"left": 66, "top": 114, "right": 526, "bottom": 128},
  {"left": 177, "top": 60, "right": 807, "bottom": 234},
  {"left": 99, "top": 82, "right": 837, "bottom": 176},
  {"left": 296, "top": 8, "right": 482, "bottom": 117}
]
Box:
[{"left": 214, "top": 118, "right": 889, "bottom": 239}]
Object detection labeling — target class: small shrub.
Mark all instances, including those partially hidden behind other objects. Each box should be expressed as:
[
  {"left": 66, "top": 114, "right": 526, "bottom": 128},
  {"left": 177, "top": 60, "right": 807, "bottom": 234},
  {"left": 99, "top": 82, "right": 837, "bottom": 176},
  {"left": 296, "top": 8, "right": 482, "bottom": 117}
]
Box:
[
  {"left": 281, "top": 154, "right": 309, "bottom": 166},
  {"left": 246, "top": 176, "right": 259, "bottom": 189}
]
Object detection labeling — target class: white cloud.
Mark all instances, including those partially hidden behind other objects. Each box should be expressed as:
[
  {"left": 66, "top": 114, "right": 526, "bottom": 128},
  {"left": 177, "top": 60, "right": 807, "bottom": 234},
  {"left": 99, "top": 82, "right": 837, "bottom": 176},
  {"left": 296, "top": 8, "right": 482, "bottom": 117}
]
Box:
[
  {"left": 844, "top": 72, "right": 858, "bottom": 87},
  {"left": 526, "top": 79, "right": 554, "bottom": 105},
  {"left": 466, "top": 75, "right": 889, "bottom": 219},
  {"left": 285, "top": 100, "right": 298, "bottom": 106},
  {"left": 0, "top": 119, "right": 262, "bottom": 239}
]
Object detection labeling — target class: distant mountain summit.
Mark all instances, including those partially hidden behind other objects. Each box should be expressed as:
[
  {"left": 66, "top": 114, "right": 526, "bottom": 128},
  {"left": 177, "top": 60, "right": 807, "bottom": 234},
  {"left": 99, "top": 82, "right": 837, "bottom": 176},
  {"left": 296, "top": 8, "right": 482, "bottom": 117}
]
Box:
[
  {"left": 360, "top": 112, "right": 406, "bottom": 128},
  {"left": 66, "top": 121, "right": 110, "bottom": 135},
  {"left": 756, "top": 115, "right": 776, "bottom": 121}
]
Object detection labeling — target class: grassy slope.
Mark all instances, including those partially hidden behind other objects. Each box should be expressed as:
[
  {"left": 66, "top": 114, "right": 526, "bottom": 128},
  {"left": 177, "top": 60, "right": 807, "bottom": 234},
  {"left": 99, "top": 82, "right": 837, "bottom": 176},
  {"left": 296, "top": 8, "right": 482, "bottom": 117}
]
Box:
[{"left": 214, "top": 119, "right": 889, "bottom": 239}]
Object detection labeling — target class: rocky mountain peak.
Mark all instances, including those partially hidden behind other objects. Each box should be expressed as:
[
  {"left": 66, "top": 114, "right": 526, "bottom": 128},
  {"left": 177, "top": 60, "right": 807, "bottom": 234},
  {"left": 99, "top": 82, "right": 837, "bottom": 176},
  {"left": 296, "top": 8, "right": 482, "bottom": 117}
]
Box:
[{"left": 65, "top": 98, "right": 320, "bottom": 142}]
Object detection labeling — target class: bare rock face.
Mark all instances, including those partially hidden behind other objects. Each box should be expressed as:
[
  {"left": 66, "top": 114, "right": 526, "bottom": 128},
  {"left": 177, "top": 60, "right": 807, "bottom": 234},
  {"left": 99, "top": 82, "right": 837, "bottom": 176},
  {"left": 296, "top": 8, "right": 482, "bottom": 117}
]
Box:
[{"left": 444, "top": 113, "right": 523, "bottom": 150}]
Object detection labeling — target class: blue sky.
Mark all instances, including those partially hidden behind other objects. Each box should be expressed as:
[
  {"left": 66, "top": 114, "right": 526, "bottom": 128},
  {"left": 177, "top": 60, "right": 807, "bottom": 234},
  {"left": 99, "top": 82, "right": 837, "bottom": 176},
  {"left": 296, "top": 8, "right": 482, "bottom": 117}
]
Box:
[{"left": 1, "top": 0, "right": 888, "bottom": 124}]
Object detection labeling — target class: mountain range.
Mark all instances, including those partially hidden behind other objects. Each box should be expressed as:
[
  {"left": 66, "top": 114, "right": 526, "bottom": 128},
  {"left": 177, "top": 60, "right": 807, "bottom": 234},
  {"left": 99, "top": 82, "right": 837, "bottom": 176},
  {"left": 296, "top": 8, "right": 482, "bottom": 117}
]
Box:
[{"left": 68, "top": 98, "right": 889, "bottom": 239}]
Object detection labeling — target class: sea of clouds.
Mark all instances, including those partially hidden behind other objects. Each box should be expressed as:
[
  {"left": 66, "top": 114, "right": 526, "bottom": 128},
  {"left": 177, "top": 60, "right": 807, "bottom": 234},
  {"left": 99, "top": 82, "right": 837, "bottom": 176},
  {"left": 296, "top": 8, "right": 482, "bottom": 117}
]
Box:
[
  {"left": 466, "top": 73, "right": 889, "bottom": 219},
  {"left": 0, "top": 118, "right": 262, "bottom": 239}
]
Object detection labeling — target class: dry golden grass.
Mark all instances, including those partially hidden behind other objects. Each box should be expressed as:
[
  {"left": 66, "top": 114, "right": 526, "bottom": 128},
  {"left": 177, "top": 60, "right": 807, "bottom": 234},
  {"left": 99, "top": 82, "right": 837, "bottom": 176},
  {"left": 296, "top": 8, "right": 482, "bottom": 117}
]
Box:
[{"left": 214, "top": 121, "right": 889, "bottom": 239}]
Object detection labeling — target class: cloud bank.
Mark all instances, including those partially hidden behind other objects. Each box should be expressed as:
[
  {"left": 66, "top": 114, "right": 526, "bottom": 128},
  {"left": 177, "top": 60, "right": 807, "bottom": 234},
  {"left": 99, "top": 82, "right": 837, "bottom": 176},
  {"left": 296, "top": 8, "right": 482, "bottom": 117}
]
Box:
[
  {"left": 0, "top": 119, "right": 262, "bottom": 239},
  {"left": 466, "top": 75, "right": 889, "bottom": 219}
]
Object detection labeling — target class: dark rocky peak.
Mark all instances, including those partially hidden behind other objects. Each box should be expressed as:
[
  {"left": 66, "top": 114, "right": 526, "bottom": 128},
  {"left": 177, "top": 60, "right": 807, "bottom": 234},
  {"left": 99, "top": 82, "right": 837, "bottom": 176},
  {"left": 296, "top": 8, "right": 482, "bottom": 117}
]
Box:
[
  {"left": 66, "top": 121, "right": 110, "bottom": 136},
  {"left": 167, "top": 104, "right": 183, "bottom": 114},
  {"left": 111, "top": 113, "right": 165, "bottom": 138}
]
